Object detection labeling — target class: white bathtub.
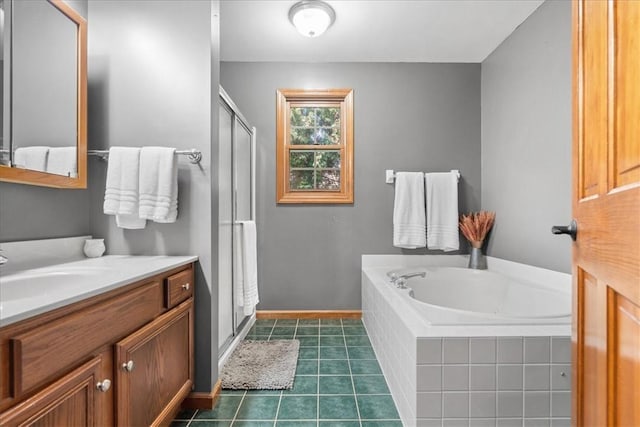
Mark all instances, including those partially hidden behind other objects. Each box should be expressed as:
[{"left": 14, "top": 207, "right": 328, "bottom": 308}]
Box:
[
  {"left": 384, "top": 266, "right": 571, "bottom": 324},
  {"left": 362, "top": 255, "right": 572, "bottom": 426}
]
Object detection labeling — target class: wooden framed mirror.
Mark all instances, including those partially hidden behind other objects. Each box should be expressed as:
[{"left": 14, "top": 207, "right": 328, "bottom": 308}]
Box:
[{"left": 0, "top": 0, "right": 87, "bottom": 188}]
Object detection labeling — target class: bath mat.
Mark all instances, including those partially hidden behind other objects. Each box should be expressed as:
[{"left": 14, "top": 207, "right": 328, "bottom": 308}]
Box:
[{"left": 220, "top": 339, "right": 300, "bottom": 390}]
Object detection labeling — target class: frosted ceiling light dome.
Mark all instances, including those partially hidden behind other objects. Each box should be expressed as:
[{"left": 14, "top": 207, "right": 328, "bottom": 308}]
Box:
[{"left": 288, "top": 1, "right": 336, "bottom": 38}]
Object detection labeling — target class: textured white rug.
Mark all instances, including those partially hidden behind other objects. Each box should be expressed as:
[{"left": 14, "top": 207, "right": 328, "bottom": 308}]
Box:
[{"left": 221, "top": 340, "right": 300, "bottom": 390}]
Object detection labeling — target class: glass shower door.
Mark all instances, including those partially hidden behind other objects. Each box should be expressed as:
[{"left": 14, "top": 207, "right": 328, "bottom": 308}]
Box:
[
  {"left": 218, "top": 102, "right": 234, "bottom": 352},
  {"left": 232, "top": 118, "right": 254, "bottom": 329}
]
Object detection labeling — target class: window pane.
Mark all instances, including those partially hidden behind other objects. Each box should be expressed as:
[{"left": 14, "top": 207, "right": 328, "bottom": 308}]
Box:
[
  {"left": 316, "top": 170, "right": 341, "bottom": 190},
  {"left": 290, "top": 170, "right": 314, "bottom": 190},
  {"left": 290, "top": 127, "right": 315, "bottom": 145},
  {"left": 291, "top": 127, "right": 340, "bottom": 145},
  {"left": 315, "top": 151, "right": 341, "bottom": 168},
  {"left": 290, "top": 151, "right": 314, "bottom": 168},
  {"left": 316, "top": 107, "right": 340, "bottom": 127},
  {"left": 312, "top": 127, "right": 340, "bottom": 145},
  {"left": 290, "top": 107, "right": 315, "bottom": 127}
]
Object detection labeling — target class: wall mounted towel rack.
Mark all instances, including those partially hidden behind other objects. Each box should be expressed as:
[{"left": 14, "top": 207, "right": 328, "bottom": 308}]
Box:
[
  {"left": 385, "top": 169, "right": 460, "bottom": 184},
  {"left": 88, "top": 148, "right": 202, "bottom": 164}
]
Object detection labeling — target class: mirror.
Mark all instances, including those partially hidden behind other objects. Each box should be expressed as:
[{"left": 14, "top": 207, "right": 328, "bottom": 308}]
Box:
[{"left": 0, "top": 0, "right": 87, "bottom": 188}]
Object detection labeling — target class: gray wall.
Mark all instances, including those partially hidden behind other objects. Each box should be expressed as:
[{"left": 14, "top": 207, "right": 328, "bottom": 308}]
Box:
[
  {"left": 0, "top": 0, "right": 90, "bottom": 242},
  {"left": 481, "top": 0, "right": 571, "bottom": 273},
  {"left": 87, "top": 0, "right": 219, "bottom": 392},
  {"left": 221, "top": 62, "right": 481, "bottom": 309}
]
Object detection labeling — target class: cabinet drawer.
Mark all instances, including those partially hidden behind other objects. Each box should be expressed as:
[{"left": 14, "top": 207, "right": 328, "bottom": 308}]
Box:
[
  {"left": 11, "top": 281, "right": 164, "bottom": 397},
  {"left": 166, "top": 268, "right": 193, "bottom": 308}
]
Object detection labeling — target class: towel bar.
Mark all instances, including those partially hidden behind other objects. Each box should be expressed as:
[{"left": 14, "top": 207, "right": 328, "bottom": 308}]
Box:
[
  {"left": 88, "top": 148, "right": 202, "bottom": 164},
  {"left": 386, "top": 169, "right": 460, "bottom": 184}
]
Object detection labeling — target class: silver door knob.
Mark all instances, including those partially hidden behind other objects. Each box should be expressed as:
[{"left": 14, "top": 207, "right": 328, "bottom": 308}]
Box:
[
  {"left": 122, "top": 360, "right": 135, "bottom": 372},
  {"left": 96, "top": 379, "right": 111, "bottom": 392},
  {"left": 182, "top": 283, "right": 190, "bottom": 291}
]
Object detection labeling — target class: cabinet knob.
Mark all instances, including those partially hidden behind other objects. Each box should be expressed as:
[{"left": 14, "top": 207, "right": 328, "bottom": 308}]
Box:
[
  {"left": 96, "top": 379, "right": 111, "bottom": 392},
  {"left": 122, "top": 360, "right": 135, "bottom": 372},
  {"left": 182, "top": 283, "right": 190, "bottom": 291}
]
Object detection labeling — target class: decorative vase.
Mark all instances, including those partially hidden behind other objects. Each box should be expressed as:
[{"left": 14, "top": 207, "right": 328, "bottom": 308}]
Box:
[
  {"left": 83, "top": 239, "right": 106, "bottom": 258},
  {"left": 468, "top": 247, "right": 487, "bottom": 270}
]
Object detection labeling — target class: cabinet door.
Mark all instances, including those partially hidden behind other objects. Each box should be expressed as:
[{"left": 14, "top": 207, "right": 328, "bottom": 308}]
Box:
[
  {"left": 0, "top": 356, "right": 104, "bottom": 427},
  {"left": 115, "top": 300, "right": 193, "bottom": 427}
]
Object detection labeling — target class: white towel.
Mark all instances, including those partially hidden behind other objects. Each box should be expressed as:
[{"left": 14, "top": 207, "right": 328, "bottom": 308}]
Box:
[
  {"left": 138, "top": 147, "right": 178, "bottom": 223},
  {"left": 393, "top": 172, "right": 427, "bottom": 249},
  {"left": 237, "top": 220, "right": 259, "bottom": 316},
  {"left": 46, "top": 146, "right": 77, "bottom": 177},
  {"left": 425, "top": 172, "right": 459, "bottom": 252},
  {"left": 103, "top": 147, "right": 146, "bottom": 230},
  {"left": 14, "top": 146, "right": 49, "bottom": 172}
]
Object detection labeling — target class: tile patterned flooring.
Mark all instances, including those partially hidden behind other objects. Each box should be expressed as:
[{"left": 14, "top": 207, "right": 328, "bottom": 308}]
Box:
[{"left": 173, "top": 318, "right": 402, "bottom": 427}]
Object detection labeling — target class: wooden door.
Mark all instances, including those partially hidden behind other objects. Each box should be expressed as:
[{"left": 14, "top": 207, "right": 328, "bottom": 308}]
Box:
[
  {"left": 0, "top": 357, "right": 103, "bottom": 427},
  {"left": 115, "top": 300, "right": 194, "bottom": 427},
  {"left": 572, "top": 1, "right": 640, "bottom": 426}
]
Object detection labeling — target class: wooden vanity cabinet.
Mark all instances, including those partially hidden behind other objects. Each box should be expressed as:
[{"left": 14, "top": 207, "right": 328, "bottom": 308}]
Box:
[{"left": 0, "top": 263, "right": 195, "bottom": 427}]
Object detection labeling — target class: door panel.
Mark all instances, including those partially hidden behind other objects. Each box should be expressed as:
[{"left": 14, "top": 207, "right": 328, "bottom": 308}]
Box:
[
  {"left": 573, "top": 1, "right": 640, "bottom": 426},
  {"left": 233, "top": 119, "right": 254, "bottom": 326},
  {"left": 580, "top": 0, "right": 607, "bottom": 199},
  {"left": 115, "top": 301, "right": 193, "bottom": 427},
  {"left": 218, "top": 102, "right": 234, "bottom": 352},
  {"left": 612, "top": 1, "right": 640, "bottom": 188},
  {"left": 0, "top": 357, "right": 102, "bottom": 427},
  {"left": 611, "top": 294, "right": 640, "bottom": 425},
  {"left": 234, "top": 119, "right": 253, "bottom": 222},
  {"left": 578, "top": 271, "right": 606, "bottom": 427}
]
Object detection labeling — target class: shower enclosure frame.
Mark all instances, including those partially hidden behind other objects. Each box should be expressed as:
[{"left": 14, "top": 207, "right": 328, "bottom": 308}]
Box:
[{"left": 218, "top": 86, "right": 257, "bottom": 357}]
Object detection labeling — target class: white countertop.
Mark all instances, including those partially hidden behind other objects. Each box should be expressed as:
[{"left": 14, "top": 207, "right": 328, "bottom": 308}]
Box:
[{"left": 0, "top": 255, "right": 198, "bottom": 327}]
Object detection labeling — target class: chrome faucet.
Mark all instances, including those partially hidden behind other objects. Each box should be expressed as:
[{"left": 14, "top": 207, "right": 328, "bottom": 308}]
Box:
[
  {"left": 0, "top": 249, "right": 7, "bottom": 266},
  {"left": 389, "top": 271, "right": 426, "bottom": 289}
]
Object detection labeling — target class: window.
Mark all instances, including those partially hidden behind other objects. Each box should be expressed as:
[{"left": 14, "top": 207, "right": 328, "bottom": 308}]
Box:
[{"left": 276, "top": 89, "right": 354, "bottom": 204}]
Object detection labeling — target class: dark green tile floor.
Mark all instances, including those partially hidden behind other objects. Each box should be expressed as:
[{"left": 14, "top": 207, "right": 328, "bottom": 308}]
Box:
[{"left": 173, "top": 318, "right": 402, "bottom": 427}]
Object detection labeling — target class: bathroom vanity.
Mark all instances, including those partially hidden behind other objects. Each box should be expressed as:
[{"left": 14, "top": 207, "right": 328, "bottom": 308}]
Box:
[{"left": 0, "top": 255, "right": 196, "bottom": 426}]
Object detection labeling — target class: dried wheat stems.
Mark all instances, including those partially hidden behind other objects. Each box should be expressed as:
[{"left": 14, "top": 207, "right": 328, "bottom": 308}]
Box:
[{"left": 459, "top": 211, "right": 496, "bottom": 249}]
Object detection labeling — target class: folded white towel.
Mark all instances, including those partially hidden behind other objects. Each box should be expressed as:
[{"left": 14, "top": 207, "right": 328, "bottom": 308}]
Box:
[
  {"left": 14, "top": 146, "right": 49, "bottom": 172},
  {"left": 238, "top": 220, "right": 259, "bottom": 316},
  {"left": 234, "top": 224, "right": 245, "bottom": 309},
  {"left": 138, "top": 147, "right": 178, "bottom": 223},
  {"left": 103, "top": 147, "right": 146, "bottom": 229},
  {"left": 46, "top": 146, "right": 77, "bottom": 177},
  {"left": 393, "top": 172, "right": 427, "bottom": 249},
  {"left": 425, "top": 172, "right": 459, "bottom": 252}
]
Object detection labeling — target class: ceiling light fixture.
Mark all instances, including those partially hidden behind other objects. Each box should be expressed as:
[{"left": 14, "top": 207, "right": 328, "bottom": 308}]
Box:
[{"left": 288, "top": 1, "right": 336, "bottom": 38}]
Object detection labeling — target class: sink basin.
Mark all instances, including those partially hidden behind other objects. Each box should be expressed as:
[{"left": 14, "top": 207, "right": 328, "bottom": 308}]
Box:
[{"left": 0, "top": 267, "right": 112, "bottom": 302}]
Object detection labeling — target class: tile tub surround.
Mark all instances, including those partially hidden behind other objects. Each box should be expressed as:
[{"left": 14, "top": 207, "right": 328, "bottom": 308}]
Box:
[
  {"left": 173, "top": 317, "right": 402, "bottom": 426},
  {"left": 361, "top": 255, "right": 571, "bottom": 427}
]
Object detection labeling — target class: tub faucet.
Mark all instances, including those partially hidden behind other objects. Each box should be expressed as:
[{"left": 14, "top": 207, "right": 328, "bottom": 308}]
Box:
[
  {"left": 399, "top": 272, "right": 427, "bottom": 280},
  {"left": 390, "top": 271, "right": 426, "bottom": 289}
]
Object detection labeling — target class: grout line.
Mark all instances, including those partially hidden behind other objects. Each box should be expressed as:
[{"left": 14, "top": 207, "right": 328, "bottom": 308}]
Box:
[
  {"left": 342, "top": 319, "right": 363, "bottom": 427},
  {"left": 229, "top": 390, "right": 247, "bottom": 426},
  {"left": 273, "top": 320, "right": 291, "bottom": 427},
  {"left": 273, "top": 389, "right": 284, "bottom": 427},
  {"left": 267, "top": 320, "right": 276, "bottom": 340}
]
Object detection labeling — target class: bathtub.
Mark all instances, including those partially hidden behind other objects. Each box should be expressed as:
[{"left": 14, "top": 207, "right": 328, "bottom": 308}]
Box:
[
  {"left": 385, "top": 266, "right": 571, "bottom": 325},
  {"left": 362, "top": 255, "right": 571, "bottom": 427}
]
